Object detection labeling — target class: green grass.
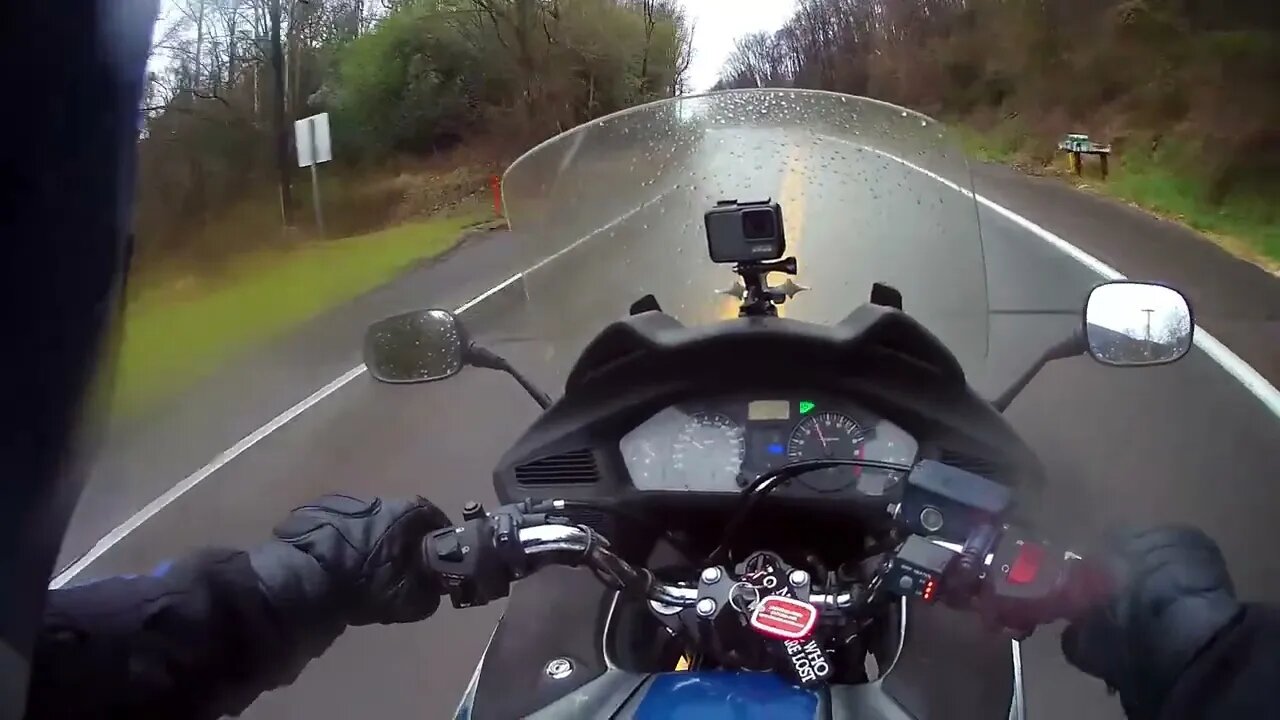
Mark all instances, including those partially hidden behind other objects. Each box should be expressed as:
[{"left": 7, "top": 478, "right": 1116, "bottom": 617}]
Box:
[
  {"left": 954, "top": 123, "right": 1024, "bottom": 164},
  {"left": 112, "top": 213, "right": 486, "bottom": 417},
  {"left": 956, "top": 123, "right": 1280, "bottom": 268},
  {"left": 1104, "top": 157, "right": 1280, "bottom": 266}
]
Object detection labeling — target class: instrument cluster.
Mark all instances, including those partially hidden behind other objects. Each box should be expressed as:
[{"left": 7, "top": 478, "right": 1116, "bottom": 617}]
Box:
[{"left": 619, "top": 396, "right": 918, "bottom": 496}]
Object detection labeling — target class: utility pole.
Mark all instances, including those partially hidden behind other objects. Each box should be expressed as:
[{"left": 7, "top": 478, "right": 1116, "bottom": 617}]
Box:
[
  {"left": 1142, "top": 308, "right": 1155, "bottom": 359},
  {"left": 270, "top": 0, "right": 293, "bottom": 226}
]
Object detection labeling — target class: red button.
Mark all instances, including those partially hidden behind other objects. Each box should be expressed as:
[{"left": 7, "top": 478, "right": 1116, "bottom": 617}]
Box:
[{"left": 1008, "top": 542, "right": 1044, "bottom": 585}]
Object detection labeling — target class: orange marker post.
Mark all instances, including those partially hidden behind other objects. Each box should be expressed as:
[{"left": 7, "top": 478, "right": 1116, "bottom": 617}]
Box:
[{"left": 490, "top": 175, "right": 503, "bottom": 217}]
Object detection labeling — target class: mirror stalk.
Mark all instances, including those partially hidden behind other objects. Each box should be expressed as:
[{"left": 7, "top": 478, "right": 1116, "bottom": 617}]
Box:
[
  {"left": 467, "top": 344, "right": 554, "bottom": 410},
  {"left": 992, "top": 330, "right": 1087, "bottom": 413}
]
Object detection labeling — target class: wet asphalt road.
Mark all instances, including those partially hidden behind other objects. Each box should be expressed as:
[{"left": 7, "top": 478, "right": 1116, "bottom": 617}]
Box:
[{"left": 63, "top": 117, "right": 1280, "bottom": 719}]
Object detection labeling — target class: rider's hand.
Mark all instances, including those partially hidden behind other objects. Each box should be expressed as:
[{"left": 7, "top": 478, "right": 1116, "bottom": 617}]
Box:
[
  {"left": 1061, "top": 526, "right": 1243, "bottom": 720},
  {"left": 254, "top": 494, "right": 453, "bottom": 626}
]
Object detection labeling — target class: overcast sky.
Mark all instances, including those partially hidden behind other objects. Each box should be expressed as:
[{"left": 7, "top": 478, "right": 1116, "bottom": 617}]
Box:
[
  {"left": 1089, "top": 284, "right": 1188, "bottom": 338},
  {"left": 684, "top": 0, "right": 798, "bottom": 92}
]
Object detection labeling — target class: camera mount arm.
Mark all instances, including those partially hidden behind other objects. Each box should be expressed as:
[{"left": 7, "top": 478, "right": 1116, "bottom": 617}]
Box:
[{"left": 719, "top": 256, "right": 807, "bottom": 317}]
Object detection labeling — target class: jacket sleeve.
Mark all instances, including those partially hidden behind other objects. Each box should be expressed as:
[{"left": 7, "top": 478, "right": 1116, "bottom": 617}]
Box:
[
  {"left": 25, "top": 547, "right": 345, "bottom": 720},
  {"left": 1161, "top": 604, "right": 1280, "bottom": 720}
]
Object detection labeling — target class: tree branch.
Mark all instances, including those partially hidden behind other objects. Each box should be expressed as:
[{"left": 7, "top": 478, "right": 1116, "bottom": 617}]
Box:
[{"left": 190, "top": 89, "right": 232, "bottom": 105}]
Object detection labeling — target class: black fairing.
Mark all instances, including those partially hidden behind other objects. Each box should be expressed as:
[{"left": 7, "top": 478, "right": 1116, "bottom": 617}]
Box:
[
  {"left": 494, "top": 304, "right": 1045, "bottom": 507},
  {"left": 469, "top": 567, "right": 614, "bottom": 720}
]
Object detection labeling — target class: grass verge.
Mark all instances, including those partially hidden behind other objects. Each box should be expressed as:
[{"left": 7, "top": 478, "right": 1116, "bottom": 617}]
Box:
[
  {"left": 956, "top": 123, "right": 1280, "bottom": 271},
  {"left": 112, "top": 212, "right": 487, "bottom": 417}
]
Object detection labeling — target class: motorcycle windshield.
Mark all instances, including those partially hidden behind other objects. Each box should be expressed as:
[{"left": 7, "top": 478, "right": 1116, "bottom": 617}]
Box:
[{"left": 502, "top": 90, "right": 989, "bottom": 383}]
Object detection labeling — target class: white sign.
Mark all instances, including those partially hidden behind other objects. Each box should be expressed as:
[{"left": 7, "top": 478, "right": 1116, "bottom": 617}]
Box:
[{"left": 294, "top": 112, "right": 332, "bottom": 167}]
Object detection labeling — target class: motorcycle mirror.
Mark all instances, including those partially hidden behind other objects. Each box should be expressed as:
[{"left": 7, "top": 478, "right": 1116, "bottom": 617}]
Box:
[
  {"left": 1083, "top": 282, "right": 1193, "bottom": 367},
  {"left": 363, "top": 309, "right": 468, "bottom": 383}
]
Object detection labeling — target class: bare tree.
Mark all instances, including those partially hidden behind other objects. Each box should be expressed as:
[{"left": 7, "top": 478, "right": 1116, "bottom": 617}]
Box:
[{"left": 269, "top": 0, "right": 293, "bottom": 223}]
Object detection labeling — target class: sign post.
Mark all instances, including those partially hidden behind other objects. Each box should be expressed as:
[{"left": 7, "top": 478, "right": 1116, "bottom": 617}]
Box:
[{"left": 295, "top": 113, "right": 332, "bottom": 235}]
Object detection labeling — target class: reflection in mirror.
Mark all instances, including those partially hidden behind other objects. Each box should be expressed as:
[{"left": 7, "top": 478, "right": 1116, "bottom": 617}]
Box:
[
  {"left": 1084, "top": 282, "right": 1193, "bottom": 366},
  {"left": 363, "top": 309, "right": 466, "bottom": 383}
]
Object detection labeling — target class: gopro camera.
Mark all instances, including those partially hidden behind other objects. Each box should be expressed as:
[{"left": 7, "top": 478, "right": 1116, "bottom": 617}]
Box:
[{"left": 705, "top": 199, "right": 786, "bottom": 264}]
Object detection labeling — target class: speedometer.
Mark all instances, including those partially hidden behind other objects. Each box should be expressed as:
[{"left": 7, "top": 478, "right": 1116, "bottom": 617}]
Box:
[
  {"left": 787, "top": 412, "right": 866, "bottom": 492},
  {"left": 672, "top": 412, "right": 745, "bottom": 491}
]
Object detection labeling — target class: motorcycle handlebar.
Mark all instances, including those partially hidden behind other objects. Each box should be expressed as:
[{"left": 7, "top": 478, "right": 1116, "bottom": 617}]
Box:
[
  {"left": 428, "top": 511, "right": 1106, "bottom": 629},
  {"left": 518, "top": 524, "right": 858, "bottom": 611}
]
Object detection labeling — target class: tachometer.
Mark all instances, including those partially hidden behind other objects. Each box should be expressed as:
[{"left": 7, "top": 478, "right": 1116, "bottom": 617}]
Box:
[
  {"left": 787, "top": 412, "right": 866, "bottom": 492},
  {"left": 672, "top": 412, "right": 745, "bottom": 490}
]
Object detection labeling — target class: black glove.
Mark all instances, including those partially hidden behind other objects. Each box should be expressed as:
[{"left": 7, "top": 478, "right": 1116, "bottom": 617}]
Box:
[
  {"left": 251, "top": 494, "right": 453, "bottom": 626},
  {"left": 1061, "top": 526, "right": 1243, "bottom": 720}
]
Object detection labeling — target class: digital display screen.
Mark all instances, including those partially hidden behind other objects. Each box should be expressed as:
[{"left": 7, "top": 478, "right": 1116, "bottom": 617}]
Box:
[{"left": 748, "top": 400, "right": 791, "bottom": 421}]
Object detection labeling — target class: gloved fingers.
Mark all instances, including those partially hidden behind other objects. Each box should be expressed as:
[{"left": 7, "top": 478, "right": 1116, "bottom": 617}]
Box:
[
  {"left": 266, "top": 494, "right": 454, "bottom": 626},
  {"left": 1104, "top": 526, "right": 1224, "bottom": 572},
  {"left": 272, "top": 495, "right": 381, "bottom": 541},
  {"left": 1104, "top": 527, "right": 1236, "bottom": 627},
  {"left": 1062, "top": 606, "right": 1130, "bottom": 685},
  {"left": 350, "top": 566, "right": 442, "bottom": 625},
  {"left": 407, "top": 491, "right": 458, "bottom": 532},
  {"left": 350, "top": 498, "right": 453, "bottom": 625},
  {"left": 364, "top": 499, "right": 453, "bottom": 569},
  {"left": 1093, "top": 525, "right": 1233, "bottom": 609}
]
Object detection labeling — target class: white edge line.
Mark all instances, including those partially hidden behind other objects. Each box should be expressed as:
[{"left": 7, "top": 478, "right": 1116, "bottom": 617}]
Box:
[
  {"left": 859, "top": 142, "right": 1280, "bottom": 419},
  {"left": 50, "top": 187, "right": 677, "bottom": 588},
  {"left": 1008, "top": 639, "right": 1026, "bottom": 720}
]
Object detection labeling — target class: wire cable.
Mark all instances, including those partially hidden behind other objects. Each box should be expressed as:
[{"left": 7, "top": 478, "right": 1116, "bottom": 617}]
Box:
[{"left": 705, "top": 458, "right": 912, "bottom": 565}]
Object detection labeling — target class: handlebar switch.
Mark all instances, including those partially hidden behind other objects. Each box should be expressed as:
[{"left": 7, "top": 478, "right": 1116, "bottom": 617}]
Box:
[
  {"left": 883, "top": 536, "right": 955, "bottom": 602},
  {"left": 425, "top": 517, "right": 515, "bottom": 609},
  {"left": 461, "top": 500, "right": 486, "bottom": 522},
  {"left": 981, "top": 529, "right": 1070, "bottom": 634}
]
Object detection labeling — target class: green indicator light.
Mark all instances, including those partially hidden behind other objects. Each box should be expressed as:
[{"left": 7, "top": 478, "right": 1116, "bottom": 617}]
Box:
[{"left": 798, "top": 401, "right": 816, "bottom": 415}]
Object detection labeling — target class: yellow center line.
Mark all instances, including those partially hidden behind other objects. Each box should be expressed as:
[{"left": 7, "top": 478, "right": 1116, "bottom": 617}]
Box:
[{"left": 773, "top": 145, "right": 808, "bottom": 318}]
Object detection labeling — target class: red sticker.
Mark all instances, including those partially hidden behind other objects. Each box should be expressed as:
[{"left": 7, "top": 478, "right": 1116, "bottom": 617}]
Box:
[{"left": 749, "top": 596, "right": 817, "bottom": 640}]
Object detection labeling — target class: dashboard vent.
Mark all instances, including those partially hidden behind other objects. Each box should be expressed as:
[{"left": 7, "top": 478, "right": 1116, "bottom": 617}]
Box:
[
  {"left": 515, "top": 450, "right": 601, "bottom": 485},
  {"left": 937, "top": 449, "right": 1000, "bottom": 480}
]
